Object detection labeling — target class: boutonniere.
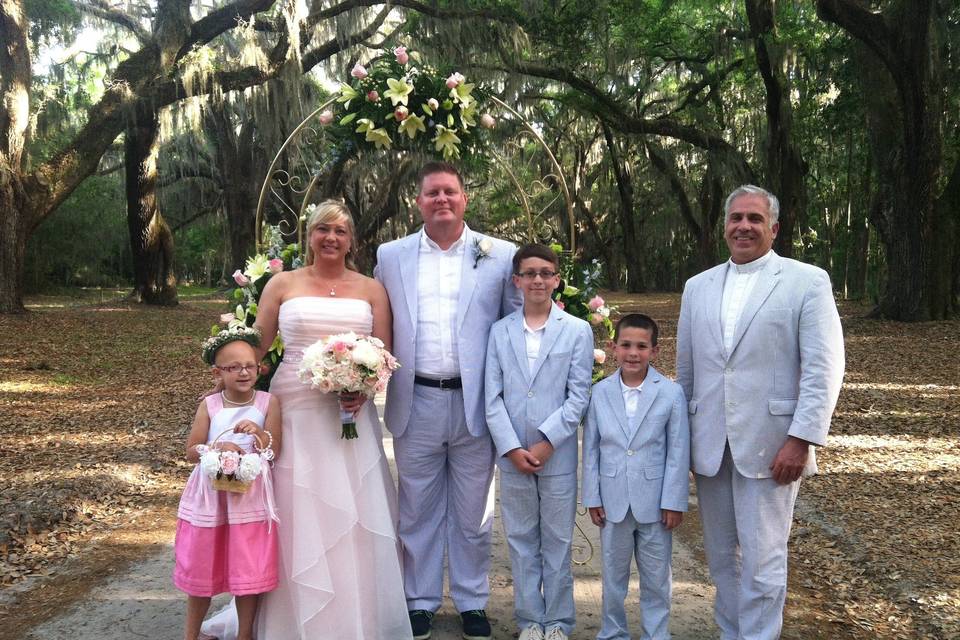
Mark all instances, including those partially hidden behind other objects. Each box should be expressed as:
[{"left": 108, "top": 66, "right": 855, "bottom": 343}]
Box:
[{"left": 472, "top": 237, "right": 493, "bottom": 268}]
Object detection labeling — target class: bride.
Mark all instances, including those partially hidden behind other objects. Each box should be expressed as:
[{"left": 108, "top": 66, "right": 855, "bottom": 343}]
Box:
[{"left": 202, "top": 200, "right": 411, "bottom": 639}]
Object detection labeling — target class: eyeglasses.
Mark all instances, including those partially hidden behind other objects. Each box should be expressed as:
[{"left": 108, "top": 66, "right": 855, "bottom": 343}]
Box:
[
  {"left": 216, "top": 364, "right": 259, "bottom": 374},
  {"left": 516, "top": 270, "right": 558, "bottom": 280}
]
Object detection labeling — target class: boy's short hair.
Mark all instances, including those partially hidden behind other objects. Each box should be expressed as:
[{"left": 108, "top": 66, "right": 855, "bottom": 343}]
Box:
[
  {"left": 614, "top": 313, "right": 659, "bottom": 346},
  {"left": 512, "top": 243, "right": 560, "bottom": 274},
  {"left": 418, "top": 161, "right": 464, "bottom": 190}
]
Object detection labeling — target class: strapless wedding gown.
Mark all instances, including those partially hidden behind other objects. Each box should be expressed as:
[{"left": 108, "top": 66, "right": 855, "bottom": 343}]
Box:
[{"left": 202, "top": 297, "right": 411, "bottom": 639}]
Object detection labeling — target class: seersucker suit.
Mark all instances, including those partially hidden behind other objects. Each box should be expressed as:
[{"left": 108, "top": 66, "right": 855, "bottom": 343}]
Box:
[
  {"left": 675, "top": 250, "right": 844, "bottom": 640},
  {"left": 374, "top": 225, "right": 520, "bottom": 613},
  {"left": 582, "top": 366, "right": 690, "bottom": 640},
  {"left": 485, "top": 303, "right": 594, "bottom": 635}
]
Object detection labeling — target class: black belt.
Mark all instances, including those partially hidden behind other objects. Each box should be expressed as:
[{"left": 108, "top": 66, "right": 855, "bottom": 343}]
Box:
[{"left": 414, "top": 375, "right": 463, "bottom": 390}]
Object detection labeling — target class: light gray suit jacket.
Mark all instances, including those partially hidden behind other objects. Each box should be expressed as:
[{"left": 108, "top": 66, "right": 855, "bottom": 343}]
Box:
[
  {"left": 675, "top": 251, "right": 845, "bottom": 479},
  {"left": 581, "top": 367, "right": 690, "bottom": 524},
  {"left": 484, "top": 304, "right": 594, "bottom": 476},
  {"left": 374, "top": 227, "right": 521, "bottom": 438}
]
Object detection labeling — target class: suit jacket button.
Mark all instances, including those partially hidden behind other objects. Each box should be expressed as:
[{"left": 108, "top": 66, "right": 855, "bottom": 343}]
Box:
[
  {"left": 627, "top": 449, "right": 634, "bottom": 456},
  {"left": 527, "top": 391, "right": 534, "bottom": 398}
]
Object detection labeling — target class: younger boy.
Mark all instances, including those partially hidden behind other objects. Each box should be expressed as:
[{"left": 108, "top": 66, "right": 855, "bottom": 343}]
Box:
[
  {"left": 485, "top": 244, "right": 595, "bottom": 640},
  {"left": 581, "top": 313, "right": 690, "bottom": 640}
]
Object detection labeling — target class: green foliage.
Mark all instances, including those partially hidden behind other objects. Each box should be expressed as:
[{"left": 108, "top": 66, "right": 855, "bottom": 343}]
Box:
[
  {"left": 24, "top": 0, "right": 81, "bottom": 45},
  {"left": 24, "top": 173, "right": 129, "bottom": 292}
]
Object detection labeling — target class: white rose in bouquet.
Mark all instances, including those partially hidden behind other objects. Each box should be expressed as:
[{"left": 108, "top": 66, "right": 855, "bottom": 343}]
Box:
[{"left": 351, "top": 340, "right": 383, "bottom": 370}]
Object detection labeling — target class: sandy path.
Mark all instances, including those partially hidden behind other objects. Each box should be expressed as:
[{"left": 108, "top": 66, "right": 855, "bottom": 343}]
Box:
[{"left": 25, "top": 398, "right": 717, "bottom": 640}]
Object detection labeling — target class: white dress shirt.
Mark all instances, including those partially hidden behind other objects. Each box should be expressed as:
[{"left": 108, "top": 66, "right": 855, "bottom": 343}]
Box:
[
  {"left": 415, "top": 225, "right": 466, "bottom": 377},
  {"left": 522, "top": 318, "right": 547, "bottom": 374},
  {"left": 720, "top": 250, "right": 773, "bottom": 354},
  {"left": 620, "top": 377, "right": 645, "bottom": 419}
]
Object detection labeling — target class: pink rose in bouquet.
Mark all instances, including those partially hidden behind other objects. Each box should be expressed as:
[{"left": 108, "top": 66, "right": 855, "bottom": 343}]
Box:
[
  {"left": 394, "top": 46, "right": 409, "bottom": 65},
  {"left": 588, "top": 295, "right": 605, "bottom": 311},
  {"left": 297, "top": 332, "right": 400, "bottom": 439},
  {"left": 268, "top": 258, "right": 283, "bottom": 274},
  {"left": 220, "top": 450, "right": 240, "bottom": 475},
  {"left": 233, "top": 269, "right": 250, "bottom": 287}
]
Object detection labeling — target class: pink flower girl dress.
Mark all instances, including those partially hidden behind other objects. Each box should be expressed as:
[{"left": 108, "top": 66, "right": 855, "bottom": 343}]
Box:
[{"left": 173, "top": 391, "right": 279, "bottom": 597}]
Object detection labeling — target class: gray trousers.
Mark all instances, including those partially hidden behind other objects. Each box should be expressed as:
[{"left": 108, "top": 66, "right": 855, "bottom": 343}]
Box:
[
  {"left": 695, "top": 444, "right": 801, "bottom": 640},
  {"left": 394, "top": 385, "right": 496, "bottom": 612},
  {"left": 499, "top": 470, "right": 577, "bottom": 634}
]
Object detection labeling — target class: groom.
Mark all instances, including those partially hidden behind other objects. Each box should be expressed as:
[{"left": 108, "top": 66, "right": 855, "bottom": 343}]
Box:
[{"left": 375, "top": 161, "right": 521, "bottom": 640}]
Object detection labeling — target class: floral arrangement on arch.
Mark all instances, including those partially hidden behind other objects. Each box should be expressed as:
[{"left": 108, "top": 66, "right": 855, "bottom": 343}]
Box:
[
  {"left": 548, "top": 245, "right": 616, "bottom": 380},
  {"left": 216, "top": 224, "right": 302, "bottom": 388},
  {"left": 318, "top": 45, "right": 496, "bottom": 160}
]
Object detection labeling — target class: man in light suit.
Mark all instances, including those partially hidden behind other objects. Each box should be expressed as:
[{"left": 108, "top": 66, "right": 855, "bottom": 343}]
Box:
[
  {"left": 675, "top": 185, "right": 845, "bottom": 640},
  {"left": 485, "top": 243, "right": 594, "bottom": 640},
  {"left": 374, "top": 162, "right": 521, "bottom": 640},
  {"left": 583, "top": 313, "right": 690, "bottom": 640}
]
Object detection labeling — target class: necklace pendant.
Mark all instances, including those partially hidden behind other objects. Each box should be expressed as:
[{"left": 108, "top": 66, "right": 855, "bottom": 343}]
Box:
[{"left": 329, "top": 288, "right": 336, "bottom": 296}]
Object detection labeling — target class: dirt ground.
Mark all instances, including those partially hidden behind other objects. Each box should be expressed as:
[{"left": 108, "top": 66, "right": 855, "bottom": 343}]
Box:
[{"left": 2, "top": 291, "right": 958, "bottom": 639}]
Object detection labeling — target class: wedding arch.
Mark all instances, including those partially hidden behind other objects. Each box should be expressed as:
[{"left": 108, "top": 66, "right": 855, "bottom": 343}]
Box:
[{"left": 253, "top": 48, "right": 576, "bottom": 256}]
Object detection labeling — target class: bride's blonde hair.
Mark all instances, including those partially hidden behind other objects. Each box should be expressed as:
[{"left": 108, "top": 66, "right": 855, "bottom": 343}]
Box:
[{"left": 304, "top": 200, "right": 358, "bottom": 270}]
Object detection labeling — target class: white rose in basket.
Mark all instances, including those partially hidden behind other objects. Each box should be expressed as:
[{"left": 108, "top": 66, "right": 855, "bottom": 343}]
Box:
[
  {"left": 200, "top": 449, "right": 221, "bottom": 476},
  {"left": 236, "top": 453, "right": 263, "bottom": 483},
  {"left": 351, "top": 340, "right": 383, "bottom": 369}
]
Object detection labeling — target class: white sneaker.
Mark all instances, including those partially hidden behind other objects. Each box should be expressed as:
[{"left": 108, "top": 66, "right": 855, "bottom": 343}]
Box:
[
  {"left": 519, "top": 624, "right": 545, "bottom": 640},
  {"left": 544, "top": 626, "right": 568, "bottom": 640}
]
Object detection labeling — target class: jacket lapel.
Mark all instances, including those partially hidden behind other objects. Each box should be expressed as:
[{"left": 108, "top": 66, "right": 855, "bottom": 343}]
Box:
[
  {"left": 627, "top": 366, "right": 662, "bottom": 444},
  {"left": 507, "top": 313, "right": 531, "bottom": 386},
  {"left": 704, "top": 265, "right": 725, "bottom": 356},
  {"left": 605, "top": 371, "right": 632, "bottom": 440},
  {"left": 528, "top": 304, "right": 564, "bottom": 384},
  {"left": 398, "top": 232, "right": 420, "bottom": 329},
  {"left": 729, "top": 252, "right": 782, "bottom": 357},
  {"left": 456, "top": 228, "right": 479, "bottom": 330}
]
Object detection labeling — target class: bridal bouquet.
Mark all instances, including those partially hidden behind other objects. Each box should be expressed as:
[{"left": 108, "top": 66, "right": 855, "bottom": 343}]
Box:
[{"left": 297, "top": 332, "right": 400, "bottom": 439}]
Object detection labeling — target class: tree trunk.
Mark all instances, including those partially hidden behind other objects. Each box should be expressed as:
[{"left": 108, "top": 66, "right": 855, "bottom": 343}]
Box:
[
  {"left": 746, "top": 0, "right": 808, "bottom": 259},
  {"left": 0, "top": 183, "right": 29, "bottom": 312},
  {"left": 601, "top": 124, "right": 644, "bottom": 292},
  {"left": 817, "top": 0, "right": 951, "bottom": 320},
  {"left": 126, "top": 107, "right": 178, "bottom": 305}
]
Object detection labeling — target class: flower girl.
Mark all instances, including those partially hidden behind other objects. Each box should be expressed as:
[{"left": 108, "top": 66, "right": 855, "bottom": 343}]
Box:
[{"left": 174, "top": 327, "right": 282, "bottom": 640}]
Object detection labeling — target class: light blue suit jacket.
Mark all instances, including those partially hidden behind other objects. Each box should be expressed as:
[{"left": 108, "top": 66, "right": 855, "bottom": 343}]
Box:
[
  {"left": 484, "top": 304, "right": 594, "bottom": 476},
  {"left": 581, "top": 367, "right": 690, "bottom": 524},
  {"left": 374, "top": 226, "right": 521, "bottom": 438},
  {"left": 675, "top": 252, "right": 845, "bottom": 478}
]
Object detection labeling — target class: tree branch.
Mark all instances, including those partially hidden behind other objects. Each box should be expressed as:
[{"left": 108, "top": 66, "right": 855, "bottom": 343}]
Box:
[{"left": 73, "top": 0, "right": 151, "bottom": 43}]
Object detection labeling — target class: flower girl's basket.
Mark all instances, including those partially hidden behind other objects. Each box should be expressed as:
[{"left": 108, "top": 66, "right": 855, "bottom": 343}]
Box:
[{"left": 205, "top": 431, "right": 272, "bottom": 494}]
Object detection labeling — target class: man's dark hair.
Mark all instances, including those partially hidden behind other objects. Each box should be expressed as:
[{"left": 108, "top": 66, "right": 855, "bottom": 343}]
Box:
[
  {"left": 614, "top": 313, "right": 659, "bottom": 346},
  {"left": 512, "top": 243, "right": 560, "bottom": 274},
  {"left": 418, "top": 161, "right": 464, "bottom": 190}
]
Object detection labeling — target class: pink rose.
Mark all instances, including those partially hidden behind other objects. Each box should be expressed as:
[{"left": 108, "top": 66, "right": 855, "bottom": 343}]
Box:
[
  {"left": 332, "top": 341, "right": 348, "bottom": 354},
  {"left": 394, "top": 106, "right": 408, "bottom": 121},
  {"left": 555, "top": 300, "right": 565, "bottom": 310},
  {"left": 589, "top": 313, "right": 603, "bottom": 326},
  {"left": 427, "top": 98, "right": 439, "bottom": 111},
  {"left": 269, "top": 258, "right": 283, "bottom": 274},
  {"left": 232, "top": 269, "right": 250, "bottom": 287},
  {"left": 588, "top": 295, "right": 605, "bottom": 311},
  {"left": 318, "top": 110, "right": 334, "bottom": 125},
  {"left": 367, "top": 90, "right": 379, "bottom": 102},
  {"left": 593, "top": 349, "right": 607, "bottom": 364},
  {"left": 394, "top": 46, "right": 409, "bottom": 65},
  {"left": 220, "top": 312, "right": 236, "bottom": 324},
  {"left": 351, "top": 63, "right": 368, "bottom": 79},
  {"left": 445, "top": 72, "right": 465, "bottom": 88},
  {"left": 480, "top": 114, "right": 496, "bottom": 129},
  {"left": 220, "top": 451, "right": 240, "bottom": 474}
]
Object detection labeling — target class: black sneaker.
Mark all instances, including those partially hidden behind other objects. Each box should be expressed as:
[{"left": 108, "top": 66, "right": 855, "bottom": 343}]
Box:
[
  {"left": 460, "top": 609, "right": 492, "bottom": 640},
  {"left": 409, "top": 609, "right": 434, "bottom": 640}
]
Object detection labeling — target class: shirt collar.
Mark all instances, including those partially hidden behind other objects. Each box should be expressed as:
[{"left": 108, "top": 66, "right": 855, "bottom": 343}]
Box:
[
  {"left": 620, "top": 376, "right": 644, "bottom": 394},
  {"left": 727, "top": 249, "right": 773, "bottom": 275},
  {"left": 522, "top": 317, "right": 547, "bottom": 335},
  {"left": 420, "top": 223, "right": 469, "bottom": 254}
]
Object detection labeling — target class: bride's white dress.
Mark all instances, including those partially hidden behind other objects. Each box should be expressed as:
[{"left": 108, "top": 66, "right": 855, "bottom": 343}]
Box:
[{"left": 202, "top": 297, "right": 411, "bottom": 639}]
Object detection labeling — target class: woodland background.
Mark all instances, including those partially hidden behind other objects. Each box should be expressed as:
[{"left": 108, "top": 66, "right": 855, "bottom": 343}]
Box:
[{"left": 1, "top": 0, "right": 958, "bottom": 319}]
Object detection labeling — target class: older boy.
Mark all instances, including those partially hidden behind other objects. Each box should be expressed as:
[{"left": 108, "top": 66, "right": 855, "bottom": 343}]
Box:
[
  {"left": 485, "top": 244, "right": 594, "bottom": 640},
  {"left": 582, "top": 314, "right": 690, "bottom": 640}
]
